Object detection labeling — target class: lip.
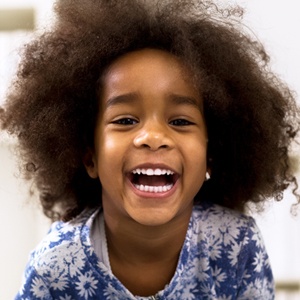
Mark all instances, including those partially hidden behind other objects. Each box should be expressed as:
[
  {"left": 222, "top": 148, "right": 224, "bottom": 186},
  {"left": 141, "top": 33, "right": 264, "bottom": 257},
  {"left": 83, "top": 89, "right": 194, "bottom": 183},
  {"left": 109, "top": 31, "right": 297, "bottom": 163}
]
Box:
[
  {"left": 126, "top": 163, "right": 180, "bottom": 199},
  {"left": 127, "top": 178, "right": 179, "bottom": 199}
]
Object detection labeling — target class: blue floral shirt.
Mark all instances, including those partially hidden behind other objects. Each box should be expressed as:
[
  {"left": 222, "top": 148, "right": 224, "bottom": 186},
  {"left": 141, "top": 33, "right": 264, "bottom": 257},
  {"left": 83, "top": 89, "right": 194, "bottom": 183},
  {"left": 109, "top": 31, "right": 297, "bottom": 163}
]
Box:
[{"left": 16, "top": 201, "right": 274, "bottom": 299}]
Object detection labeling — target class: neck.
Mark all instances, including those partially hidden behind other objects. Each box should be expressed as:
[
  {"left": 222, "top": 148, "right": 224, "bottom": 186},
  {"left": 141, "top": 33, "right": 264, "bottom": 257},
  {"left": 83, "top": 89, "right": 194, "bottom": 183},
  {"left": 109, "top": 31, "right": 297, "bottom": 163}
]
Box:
[
  {"left": 103, "top": 207, "right": 193, "bottom": 296},
  {"left": 106, "top": 215, "right": 191, "bottom": 262}
]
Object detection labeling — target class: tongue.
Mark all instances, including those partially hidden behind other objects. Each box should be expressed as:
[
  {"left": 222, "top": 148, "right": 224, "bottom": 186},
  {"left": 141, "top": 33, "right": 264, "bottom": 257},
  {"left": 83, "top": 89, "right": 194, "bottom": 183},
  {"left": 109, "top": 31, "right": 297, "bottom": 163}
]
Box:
[{"left": 138, "top": 175, "right": 168, "bottom": 186}]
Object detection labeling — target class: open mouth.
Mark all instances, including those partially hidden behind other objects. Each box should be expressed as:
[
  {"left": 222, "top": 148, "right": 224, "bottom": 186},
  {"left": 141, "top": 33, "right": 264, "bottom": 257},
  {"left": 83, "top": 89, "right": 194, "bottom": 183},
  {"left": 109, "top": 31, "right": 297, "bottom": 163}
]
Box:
[{"left": 129, "top": 168, "right": 178, "bottom": 193}]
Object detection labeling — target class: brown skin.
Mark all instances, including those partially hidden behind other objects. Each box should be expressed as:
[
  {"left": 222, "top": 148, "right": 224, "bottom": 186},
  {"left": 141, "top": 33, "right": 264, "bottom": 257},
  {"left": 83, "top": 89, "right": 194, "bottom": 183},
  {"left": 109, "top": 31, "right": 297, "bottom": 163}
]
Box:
[
  {"left": 85, "top": 49, "right": 207, "bottom": 227},
  {"left": 84, "top": 49, "right": 207, "bottom": 295},
  {"left": 1, "top": 0, "right": 299, "bottom": 222},
  {"left": 105, "top": 209, "right": 190, "bottom": 296},
  {"left": 1, "top": 0, "right": 299, "bottom": 295}
]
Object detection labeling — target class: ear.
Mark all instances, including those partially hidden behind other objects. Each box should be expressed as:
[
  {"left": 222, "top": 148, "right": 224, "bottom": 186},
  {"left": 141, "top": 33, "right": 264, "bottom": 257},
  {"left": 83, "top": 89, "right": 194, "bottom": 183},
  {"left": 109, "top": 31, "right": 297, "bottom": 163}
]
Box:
[{"left": 83, "top": 148, "right": 98, "bottom": 179}]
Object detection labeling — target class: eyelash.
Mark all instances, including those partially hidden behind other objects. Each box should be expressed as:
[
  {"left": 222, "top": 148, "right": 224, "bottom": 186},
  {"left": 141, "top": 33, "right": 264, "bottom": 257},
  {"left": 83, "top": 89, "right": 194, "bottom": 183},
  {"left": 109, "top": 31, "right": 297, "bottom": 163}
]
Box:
[
  {"left": 169, "top": 119, "right": 194, "bottom": 126},
  {"left": 112, "top": 118, "right": 194, "bottom": 126},
  {"left": 112, "top": 118, "right": 138, "bottom": 125}
]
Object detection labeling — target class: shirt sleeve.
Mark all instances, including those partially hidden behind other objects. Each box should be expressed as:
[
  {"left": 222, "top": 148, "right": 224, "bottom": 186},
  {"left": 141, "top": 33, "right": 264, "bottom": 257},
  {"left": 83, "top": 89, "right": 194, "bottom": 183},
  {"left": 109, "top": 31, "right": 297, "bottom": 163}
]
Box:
[
  {"left": 14, "top": 222, "right": 60, "bottom": 300},
  {"left": 15, "top": 263, "right": 53, "bottom": 300},
  {"left": 236, "top": 217, "right": 275, "bottom": 300}
]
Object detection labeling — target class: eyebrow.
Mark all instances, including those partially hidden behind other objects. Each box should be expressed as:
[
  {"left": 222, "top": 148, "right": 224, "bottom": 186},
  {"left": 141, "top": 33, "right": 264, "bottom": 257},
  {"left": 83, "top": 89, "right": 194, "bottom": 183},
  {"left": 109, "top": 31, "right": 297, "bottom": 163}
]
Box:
[
  {"left": 168, "top": 94, "right": 201, "bottom": 110},
  {"left": 105, "top": 93, "right": 138, "bottom": 109},
  {"left": 105, "top": 93, "right": 202, "bottom": 110}
]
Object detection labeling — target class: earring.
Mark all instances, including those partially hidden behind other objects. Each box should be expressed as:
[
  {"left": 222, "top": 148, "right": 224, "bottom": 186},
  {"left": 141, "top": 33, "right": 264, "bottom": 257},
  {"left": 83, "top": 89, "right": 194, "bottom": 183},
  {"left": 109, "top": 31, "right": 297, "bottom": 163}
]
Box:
[{"left": 205, "top": 172, "right": 210, "bottom": 181}]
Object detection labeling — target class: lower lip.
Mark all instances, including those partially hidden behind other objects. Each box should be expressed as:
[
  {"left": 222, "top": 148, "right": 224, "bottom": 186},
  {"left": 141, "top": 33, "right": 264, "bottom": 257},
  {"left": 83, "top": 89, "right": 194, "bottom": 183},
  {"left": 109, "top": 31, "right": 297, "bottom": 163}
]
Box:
[{"left": 128, "top": 179, "right": 179, "bottom": 199}]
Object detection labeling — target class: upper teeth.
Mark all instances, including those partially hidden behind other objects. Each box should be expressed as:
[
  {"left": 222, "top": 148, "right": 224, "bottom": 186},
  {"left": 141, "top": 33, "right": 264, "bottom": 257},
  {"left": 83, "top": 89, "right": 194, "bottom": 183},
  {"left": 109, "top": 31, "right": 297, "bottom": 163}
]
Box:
[{"left": 132, "top": 168, "right": 174, "bottom": 176}]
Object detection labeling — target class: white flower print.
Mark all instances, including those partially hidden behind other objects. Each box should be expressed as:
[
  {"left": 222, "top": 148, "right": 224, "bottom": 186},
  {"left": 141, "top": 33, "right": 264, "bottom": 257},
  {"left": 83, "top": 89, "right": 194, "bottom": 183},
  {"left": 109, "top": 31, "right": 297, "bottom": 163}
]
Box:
[
  {"left": 228, "top": 242, "right": 241, "bottom": 267},
  {"left": 211, "top": 266, "right": 227, "bottom": 288},
  {"left": 240, "top": 270, "right": 251, "bottom": 287},
  {"left": 193, "top": 257, "right": 210, "bottom": 281},
  {"left": 251, "top": 225, "right": 264, "bottom": 249},
  {"left": 264, "top": 255, "right": 271, "bottom": 269},
  {"left": 62, "top": 243, "right": 86, "bottom": 277},
  {"left": 208, "top": 237, "right": 222, "bottom": 261},
  {"left": 241, "top": 232, "right": 249, "bottom": 246},
  {"left": 82, "top": 235, "right": 94, "bottom": 256},
  {"left": 36, "top": 241, "right": 86, "bottom": 282},
  {"left": 103, "top": 283, "right": 120, "bottom": 300},
  {"left": 181, "top": 282, "right": 198, "bottom": 300},
  {"left": 98, "top": 261, "right": 110, "bottom": 273},
  {"left": 17, "top": 204, "right": 275, "bottom": 299},
  {"left": 75, "top": 271, "right": 98, "bottom": 299},
  {"left": 200, "top": 283, "right": 217, "bottom": 299},
  {"left": 218, "top": 220, "right": 240, "bottom": 246},
  {"left": 253, "top": 251, "right": 264, "bottom": 273},
  {"left": 59, "top": 294, "right": 73, "bottom": 300},
  {"left": 50, "top": 271, "right": 69, "bottom": 291},
  {"left": 103, "top": 282, "right": 130, "bottom": 300},
  {"left": 30, "top": 277, "right": 49, "bottom": 299},
  {"left": 60, "top": 223, "right": 76, "bottom": 235},
  {"left": 238, "top": 278, "right": 264, "bottom": 299},
  {"left": 216, "top": 296, "right": 232, "bottom": 300},
  {"left": 207, "top": 208, "right": 242, "bottom": 246},
  {"left": 185, "top": 235, "right": 192, "bottom": 252},
  {"left": 33, "top": 230, "right": 62, "bottom": 258}
]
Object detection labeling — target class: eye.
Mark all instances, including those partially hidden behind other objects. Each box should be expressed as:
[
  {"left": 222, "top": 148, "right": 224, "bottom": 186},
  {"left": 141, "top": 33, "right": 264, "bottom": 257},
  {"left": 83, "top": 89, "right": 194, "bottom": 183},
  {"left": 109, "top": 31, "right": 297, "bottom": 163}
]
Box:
[
  {"left": 112, "top": 118, "right": 138, "bottom": 125},
  {"left": 169, "top": 119, "right": 194, "bottom": 126}
]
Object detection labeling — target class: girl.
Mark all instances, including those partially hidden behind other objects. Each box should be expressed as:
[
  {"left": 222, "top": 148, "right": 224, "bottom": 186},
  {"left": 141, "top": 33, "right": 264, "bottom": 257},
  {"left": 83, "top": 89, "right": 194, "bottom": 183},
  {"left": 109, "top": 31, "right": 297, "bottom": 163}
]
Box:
[{"left": 1, "top": 0, "right": 299, "bottom": 299}]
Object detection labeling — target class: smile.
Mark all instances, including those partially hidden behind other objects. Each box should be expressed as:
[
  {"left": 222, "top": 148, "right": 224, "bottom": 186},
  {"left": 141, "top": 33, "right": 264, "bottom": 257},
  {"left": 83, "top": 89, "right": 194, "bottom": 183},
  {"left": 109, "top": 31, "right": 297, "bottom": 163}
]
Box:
[{"left": 130, "top": 168, "right": 178, "bottom": 193}]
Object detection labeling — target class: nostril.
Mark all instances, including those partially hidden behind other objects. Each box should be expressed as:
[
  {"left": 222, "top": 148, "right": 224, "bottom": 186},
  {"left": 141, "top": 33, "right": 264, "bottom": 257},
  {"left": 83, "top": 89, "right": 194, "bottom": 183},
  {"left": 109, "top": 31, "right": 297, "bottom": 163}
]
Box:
[
  {"left": 141, "top": 143, "right": 151, "bottom": 149},
  {"left": 133, "top": 130, "right": 172, "bottom": 150},
  {"left": 141, "top": 143, "right": 168, "bottom": 150}
]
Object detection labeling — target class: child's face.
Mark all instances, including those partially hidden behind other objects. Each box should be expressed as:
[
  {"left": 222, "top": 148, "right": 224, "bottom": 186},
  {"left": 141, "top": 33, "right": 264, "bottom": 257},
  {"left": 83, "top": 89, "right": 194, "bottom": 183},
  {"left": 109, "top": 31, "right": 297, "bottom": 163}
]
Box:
[{"left": 86, "top": 48, "right": 207, "bottom": 226}]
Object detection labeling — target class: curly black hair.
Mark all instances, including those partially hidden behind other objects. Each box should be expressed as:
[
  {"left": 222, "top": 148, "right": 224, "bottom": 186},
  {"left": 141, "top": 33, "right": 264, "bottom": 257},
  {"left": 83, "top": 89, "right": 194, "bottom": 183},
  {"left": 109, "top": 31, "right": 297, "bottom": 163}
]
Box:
[{"left": 1, "top": 0, "right": 299, "bottom": 221}]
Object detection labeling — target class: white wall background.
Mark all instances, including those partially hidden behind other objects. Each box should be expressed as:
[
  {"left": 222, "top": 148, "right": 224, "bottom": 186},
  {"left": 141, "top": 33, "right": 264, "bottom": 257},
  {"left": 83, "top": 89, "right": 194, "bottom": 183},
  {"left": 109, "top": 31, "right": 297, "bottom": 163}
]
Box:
[
  {"left": 0, "top": 2, "right": 54, "bottom": 299},
  {"left": 0, "top": 0, "right": 300, "bottom": 299},
  {"left": 234, "top": 0, "right": 300, "bottom": 286}
]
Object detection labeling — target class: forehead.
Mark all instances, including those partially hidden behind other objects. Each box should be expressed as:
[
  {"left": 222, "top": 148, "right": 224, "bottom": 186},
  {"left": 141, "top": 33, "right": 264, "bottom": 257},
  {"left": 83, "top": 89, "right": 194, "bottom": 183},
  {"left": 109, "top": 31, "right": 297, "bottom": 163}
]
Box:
[
  {"left": 100, "top": 48, "right": 200, "bottom": 99},
  {"left": 105, "top": 48, "right": 185, "bottom": 72}
]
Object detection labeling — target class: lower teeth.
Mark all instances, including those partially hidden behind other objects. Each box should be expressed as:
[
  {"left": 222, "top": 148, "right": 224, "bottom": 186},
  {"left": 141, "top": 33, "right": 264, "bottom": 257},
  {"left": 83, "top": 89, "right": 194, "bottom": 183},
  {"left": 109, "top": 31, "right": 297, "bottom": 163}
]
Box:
[{"left": 134, "top": 184, "right": 173, "bottom": 193}]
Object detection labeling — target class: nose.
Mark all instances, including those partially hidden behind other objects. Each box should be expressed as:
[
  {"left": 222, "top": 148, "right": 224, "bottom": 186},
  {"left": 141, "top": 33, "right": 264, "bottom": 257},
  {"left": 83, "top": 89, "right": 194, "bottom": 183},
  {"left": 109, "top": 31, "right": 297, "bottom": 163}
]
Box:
[{"left": 133, "top": 121, "right": 174, "bottom": 151}]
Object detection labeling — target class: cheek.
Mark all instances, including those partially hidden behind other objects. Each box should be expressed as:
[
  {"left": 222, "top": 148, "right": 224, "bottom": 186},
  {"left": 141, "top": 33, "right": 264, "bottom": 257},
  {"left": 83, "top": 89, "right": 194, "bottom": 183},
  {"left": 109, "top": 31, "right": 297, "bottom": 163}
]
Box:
[
  {"left": 100, "top": 135, "right": 118, "bottom": 154},
  {"left": 184, "top": 138, "right": 207, "bottom": 179},
  {"left": 96, "top": 126, "right": 116, "bottom": 152},
  {"left": 96, "top": 131, "right": 129, "bottom": 179},
  {"left": 184, "top": 135, "right": 207, "bottom": 160}
]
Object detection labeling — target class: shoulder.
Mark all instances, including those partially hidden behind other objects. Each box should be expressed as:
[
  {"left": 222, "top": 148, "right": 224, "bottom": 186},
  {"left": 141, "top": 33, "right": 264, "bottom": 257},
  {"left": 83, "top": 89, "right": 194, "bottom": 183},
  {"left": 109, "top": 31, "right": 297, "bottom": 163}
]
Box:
[
  {"left": 28, "top": 208, "right": 99, "bottom": 271},
  {"left": 191, "top": 201, "right": 269, "bottom": 269},
  {"left": 193, "top": 200, "right": 257, "bottom": 231},
  {"left": 16, "top": 208, "right": 109, "bottom": 299},
  {"left": 189, "top": 201, "right": 274, "bottom": 297}
]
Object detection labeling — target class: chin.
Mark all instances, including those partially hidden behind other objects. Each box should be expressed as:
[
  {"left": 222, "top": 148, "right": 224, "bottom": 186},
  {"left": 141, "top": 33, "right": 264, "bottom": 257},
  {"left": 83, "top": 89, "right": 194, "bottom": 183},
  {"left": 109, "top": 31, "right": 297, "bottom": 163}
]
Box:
[
  {"left": 134, "top": 218, "right": 173, "bottom": 227},
  {"left": 127, "top": 208, "right": 182, "bottom": 227}
]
